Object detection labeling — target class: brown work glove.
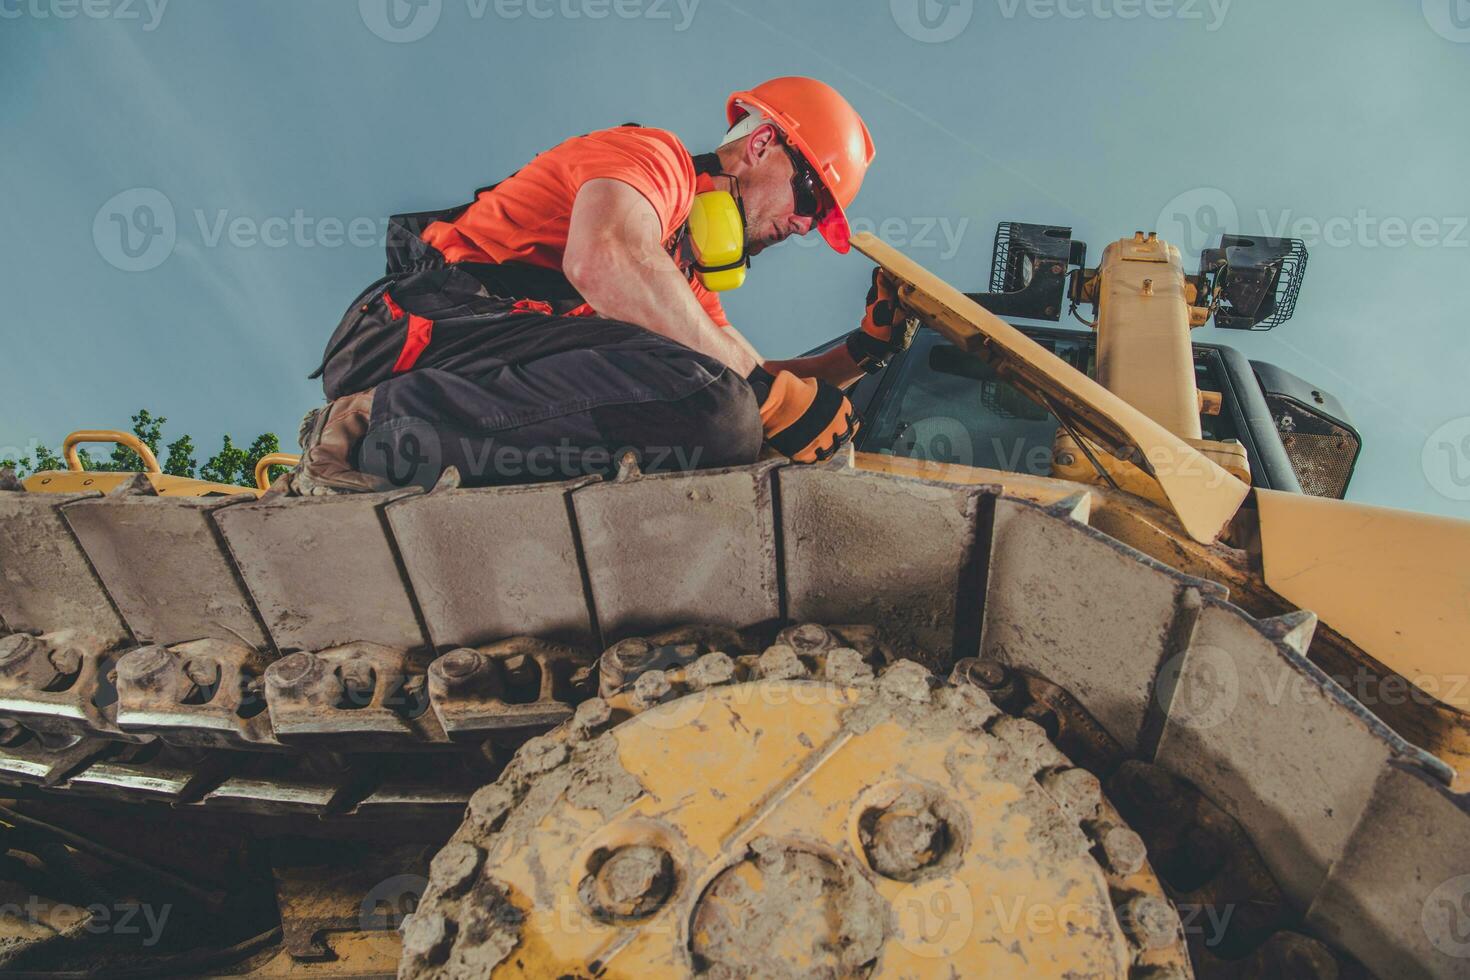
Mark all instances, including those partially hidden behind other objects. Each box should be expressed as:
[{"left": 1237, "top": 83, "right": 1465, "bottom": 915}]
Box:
[
  {"left": 747, "top": 367, "right": 858, "bottom": 464},
  {"left": 846, "top": 267, "right": 920, "bottom": 373}
]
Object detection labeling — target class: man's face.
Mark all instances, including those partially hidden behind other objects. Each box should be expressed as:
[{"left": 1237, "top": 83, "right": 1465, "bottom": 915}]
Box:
[{"left": 732, "top": 124, "right": 820, "bottom": 256}]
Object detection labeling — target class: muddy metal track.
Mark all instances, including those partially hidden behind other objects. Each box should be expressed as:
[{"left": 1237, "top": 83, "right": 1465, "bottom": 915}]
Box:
[{"left": 1, "top": 454, "right": 1468, "bottom": 975}]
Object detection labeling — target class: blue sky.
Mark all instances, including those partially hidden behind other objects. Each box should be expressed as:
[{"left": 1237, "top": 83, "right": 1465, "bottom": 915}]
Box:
[{"left": 3, "top": 0, "right": 1467, "bottom": 516}]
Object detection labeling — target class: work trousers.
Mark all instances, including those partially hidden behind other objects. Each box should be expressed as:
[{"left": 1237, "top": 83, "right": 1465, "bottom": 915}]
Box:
[{"left": 315, "top": 264, "right": 762, "bottom": 489}]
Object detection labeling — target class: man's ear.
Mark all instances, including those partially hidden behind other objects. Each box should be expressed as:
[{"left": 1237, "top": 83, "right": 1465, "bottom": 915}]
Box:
[{"left": 745, "top": 123, "right": 780, "bottom": 164}]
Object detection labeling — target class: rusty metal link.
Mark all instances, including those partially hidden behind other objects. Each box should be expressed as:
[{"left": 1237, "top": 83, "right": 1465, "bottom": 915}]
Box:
[
  {"left": 0, "top": 630, "right": 599, "bottom": 762},
  {"left": 0, "top": 630, "right": 143, "bottom": 743},
  {"left": 595, "top": 624, "right": 902, "bottom": 722},
  {"left": 116, "top": 639, "right": 280, "bottom": 749},
  {"left": 427, "top": 637, "right": 595, "bottom": 738},
  {"left": 0, "top": 732, "right": 111, "bottom": 787},
  {"left": 596, "top": 625, "right": 750, "bottom": 698},
  {"left": 264, "top": 643, "right": 448, "bottom": 749}
]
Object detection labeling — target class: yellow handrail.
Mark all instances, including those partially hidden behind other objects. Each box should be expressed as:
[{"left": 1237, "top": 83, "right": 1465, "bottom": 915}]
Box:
[
  {"left": 254, "top": 453, "right": 300, "bottom": 491},
  {"left": 62, "top": 430, "right": 161, "bottom": 474}
]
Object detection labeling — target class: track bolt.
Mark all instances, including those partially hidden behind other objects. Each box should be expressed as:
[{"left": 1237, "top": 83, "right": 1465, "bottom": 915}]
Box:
[
  {"left": 1099, "top": 825, "right": 1147, "bottom": 876},
  {"left": 967, "top": 659, "right": 1008, "bottom": 690},
  {"left": 779, "top": 623, "right": 835, "bottom": 653},
  {"left": 265, "top": 652, "right": 325, "bottom": 698},
  {"left": 116, "top": 646, "right": 172, "bottom": 684},
  {"left": 582, "top": 845, "right": 675, "bottom": 921},
  {"left": 956, "top": 658, "right": 1021, "bottom": 709},
  {"left": 436, "top": 649, "right": 484, "bottom": 682},
  {"left": 0, "top": 635, "right": 42, "bottom": 673},
  {"left": 1121, "top": 895, "right": 1177, "bottom": 950},
  {"left": 599, "top": 638, "right": 656, "bottom": 695}
]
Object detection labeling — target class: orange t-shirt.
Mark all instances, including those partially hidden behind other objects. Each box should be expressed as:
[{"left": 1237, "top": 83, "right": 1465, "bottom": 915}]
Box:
[{"left": 420, "top": 126, "right": 730, "bottom": 329}]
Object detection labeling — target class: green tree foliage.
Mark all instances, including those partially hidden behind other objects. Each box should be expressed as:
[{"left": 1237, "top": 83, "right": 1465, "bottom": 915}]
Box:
[{"left": 0, "top": 411, "right": 289, "bottom": 489}]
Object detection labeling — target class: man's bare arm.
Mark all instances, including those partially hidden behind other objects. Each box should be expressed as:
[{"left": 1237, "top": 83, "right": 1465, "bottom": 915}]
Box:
[
  {"left": 564, "top": 178, "right": 760, "bottom": 376},
  {"left": 764, "top": 347, "right": 866, "bottom": 389}
]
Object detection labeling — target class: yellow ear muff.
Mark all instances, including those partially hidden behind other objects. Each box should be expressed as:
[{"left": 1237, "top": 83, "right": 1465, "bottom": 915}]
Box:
[{"left": 688, "top": 190, "right": 748, "bottom": 291}]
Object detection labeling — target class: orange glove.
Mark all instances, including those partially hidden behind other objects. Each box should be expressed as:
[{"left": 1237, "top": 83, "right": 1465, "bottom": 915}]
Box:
[
  {"left": 746, "top": 367, "right": 859, "bottom": 463},
  {"left": 847, "top": 267, "right": 920, "bottom": 373}
]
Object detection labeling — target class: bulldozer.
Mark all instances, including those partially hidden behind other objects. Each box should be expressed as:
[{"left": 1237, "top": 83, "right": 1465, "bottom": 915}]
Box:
[{"left": 0, "top": 221, "right": 1466, "bottom": 978}]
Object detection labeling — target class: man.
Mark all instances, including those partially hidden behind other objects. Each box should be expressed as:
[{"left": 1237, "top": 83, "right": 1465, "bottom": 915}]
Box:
[{"left": 296, "top": 76, "right": 916, "bottom": 493}]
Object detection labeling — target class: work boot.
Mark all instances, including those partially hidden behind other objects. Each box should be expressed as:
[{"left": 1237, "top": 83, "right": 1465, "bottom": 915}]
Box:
[{"left": 291, "top": 390, "right": 392, "bottom": 495}]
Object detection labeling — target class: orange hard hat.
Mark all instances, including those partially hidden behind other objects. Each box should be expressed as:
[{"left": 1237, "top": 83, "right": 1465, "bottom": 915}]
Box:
[{"left": 726, "top": 76, "right": 875, "bottom": 254}]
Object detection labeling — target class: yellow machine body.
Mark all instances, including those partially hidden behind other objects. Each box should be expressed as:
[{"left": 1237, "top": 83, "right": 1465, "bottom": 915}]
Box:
[{"left": 16, "top": 430, "right": 298, "bottom": 497}]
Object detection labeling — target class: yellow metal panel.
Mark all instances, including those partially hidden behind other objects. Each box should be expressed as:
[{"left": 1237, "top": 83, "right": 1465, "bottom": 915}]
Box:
[
  {"left": 22, "top": 471, "right": 254, "bottom": 497},
  {"left": 851, "top": 232, "right": 1248, "bottom": 543},
  {"left": 1257, "top": 489, "right": 1470, "bottom": 711},
  {"left": 1095, "top": 234, "right": 1202, "bottom": 440}
]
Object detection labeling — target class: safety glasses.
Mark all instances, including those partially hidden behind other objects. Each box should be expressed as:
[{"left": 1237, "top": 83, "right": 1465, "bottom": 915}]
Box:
[{"left": 779, "top": 139, "right": 827, "bottom": 219}]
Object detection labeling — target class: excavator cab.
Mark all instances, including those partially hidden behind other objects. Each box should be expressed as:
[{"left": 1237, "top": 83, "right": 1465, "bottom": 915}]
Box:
[{"left": 844, "top": 221, "right": 1359, "bottom": 500}]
